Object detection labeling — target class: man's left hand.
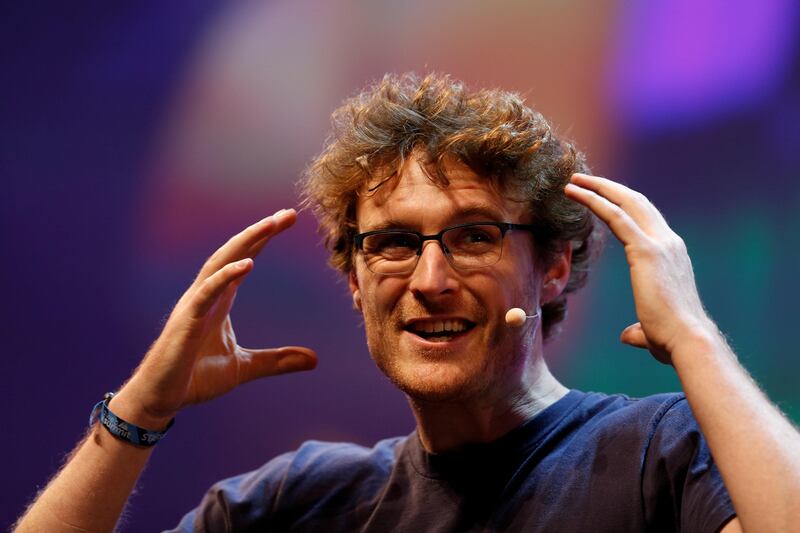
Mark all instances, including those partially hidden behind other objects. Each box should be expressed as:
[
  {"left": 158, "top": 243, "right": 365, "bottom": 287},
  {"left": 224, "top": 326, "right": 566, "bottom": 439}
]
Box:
[{"left": 563, "top": 173, "right": 717, "bottom": 365}]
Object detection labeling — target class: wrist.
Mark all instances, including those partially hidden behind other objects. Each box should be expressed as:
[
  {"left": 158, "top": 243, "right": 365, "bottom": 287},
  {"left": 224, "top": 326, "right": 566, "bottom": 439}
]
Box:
[
  {"left": 90, "top": 392, "right": 175, "bottom": 447},
  {"left": 669, "top": 324, "right": 732, "bottom": 368},
  {"left": 107, "top": 389, "right": 176, "bottom": 431}
]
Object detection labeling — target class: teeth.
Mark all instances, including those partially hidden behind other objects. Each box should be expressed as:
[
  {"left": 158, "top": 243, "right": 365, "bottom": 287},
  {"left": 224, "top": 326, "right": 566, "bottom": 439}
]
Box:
[{"left": 412, "top": 319, "right": 468, "bottom": 334}]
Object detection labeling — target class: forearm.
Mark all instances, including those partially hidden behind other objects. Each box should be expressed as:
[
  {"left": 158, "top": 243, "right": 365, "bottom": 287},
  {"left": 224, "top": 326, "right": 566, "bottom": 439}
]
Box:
[
  {"left": 672, "top": 329, "right": 800, "bottom": 532},
  {"left": 15, "top": 394, "right": 169, "bottom": 532}
]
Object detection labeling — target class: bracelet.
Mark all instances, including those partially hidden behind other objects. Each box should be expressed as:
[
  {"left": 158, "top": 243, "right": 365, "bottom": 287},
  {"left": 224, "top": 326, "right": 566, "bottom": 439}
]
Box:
[{"left": 89, "top": 392, "right": 175, "bottom": 447}]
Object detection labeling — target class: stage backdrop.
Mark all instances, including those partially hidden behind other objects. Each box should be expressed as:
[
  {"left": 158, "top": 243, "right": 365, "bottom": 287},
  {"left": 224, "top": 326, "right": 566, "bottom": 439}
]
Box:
[{"left": 2, "top": 1, "right": 798, "bottom": 530}]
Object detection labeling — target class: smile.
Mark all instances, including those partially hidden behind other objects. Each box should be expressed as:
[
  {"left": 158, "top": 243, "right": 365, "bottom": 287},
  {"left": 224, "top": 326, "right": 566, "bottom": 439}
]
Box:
[{"left": 404, "top": 318, "right": 476, "bottom": 342}]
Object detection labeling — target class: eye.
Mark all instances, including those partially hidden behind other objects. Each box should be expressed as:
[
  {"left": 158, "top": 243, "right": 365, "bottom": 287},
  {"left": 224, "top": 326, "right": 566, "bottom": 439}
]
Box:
[
  {"left": 464, "top": 228, "right": 492, "bottom": 243},
  {"left": 363, "top": 232, "right": 419, "bottom": 258},
  {"left": 446, "top": 225, "right": 502, "bottom": 252}
]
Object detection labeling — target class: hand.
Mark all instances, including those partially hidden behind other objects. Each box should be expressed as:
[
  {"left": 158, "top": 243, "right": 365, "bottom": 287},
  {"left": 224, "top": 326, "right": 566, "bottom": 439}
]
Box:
[
  {"left": 563, "top": 174, "right": 716, "bottom": 365},
  {"left": 114, "top": 209, "right": 317, "bottom": 425}
]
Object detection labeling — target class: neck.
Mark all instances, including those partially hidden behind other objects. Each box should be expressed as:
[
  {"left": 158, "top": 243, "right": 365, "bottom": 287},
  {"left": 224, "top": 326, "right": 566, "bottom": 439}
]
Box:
[{"left": 409, "top": 356, "right": 568, "bottom": 453}]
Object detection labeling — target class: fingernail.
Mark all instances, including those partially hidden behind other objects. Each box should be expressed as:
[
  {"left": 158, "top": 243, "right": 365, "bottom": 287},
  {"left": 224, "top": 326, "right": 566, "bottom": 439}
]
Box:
[{"left": 274, "top": 208, "right": 295, "bottom": 221}]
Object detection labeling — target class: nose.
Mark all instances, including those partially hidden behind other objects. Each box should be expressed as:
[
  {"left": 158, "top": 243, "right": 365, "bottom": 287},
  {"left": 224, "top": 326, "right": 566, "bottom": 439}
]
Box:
[{"left": 408, "top": 240, "right": 459, "bottom": 299}]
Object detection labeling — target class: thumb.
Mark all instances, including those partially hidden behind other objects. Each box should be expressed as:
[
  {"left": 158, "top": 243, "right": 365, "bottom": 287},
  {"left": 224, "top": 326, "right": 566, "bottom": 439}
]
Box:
[
  {"left": 237, "top": 346, "right": 318, "bottom": 384},
  {"left": 620, "top": 322, "right": 649, "bottom": 349}
]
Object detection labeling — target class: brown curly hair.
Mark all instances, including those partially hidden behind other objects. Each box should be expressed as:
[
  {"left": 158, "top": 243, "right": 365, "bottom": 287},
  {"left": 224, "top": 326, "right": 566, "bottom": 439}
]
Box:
[{"left": 300, "top": 73, "right": 604, "bottom": 339}]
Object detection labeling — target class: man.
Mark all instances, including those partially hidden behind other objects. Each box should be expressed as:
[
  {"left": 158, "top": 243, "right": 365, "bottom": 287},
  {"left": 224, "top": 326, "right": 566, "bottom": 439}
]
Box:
[{"left": 16, "top": 74, "right": 800, "bottom": 531}]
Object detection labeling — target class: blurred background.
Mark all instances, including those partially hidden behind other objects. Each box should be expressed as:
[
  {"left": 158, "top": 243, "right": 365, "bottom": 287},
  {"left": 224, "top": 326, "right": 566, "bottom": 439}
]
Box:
[{"left": 2, "top": 0, "right": 798, "bottom": 529}]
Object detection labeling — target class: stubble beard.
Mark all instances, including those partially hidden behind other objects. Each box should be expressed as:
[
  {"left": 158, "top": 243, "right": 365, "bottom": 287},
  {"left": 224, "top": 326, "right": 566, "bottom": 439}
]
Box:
[{"left": 364, "top": 307, "right": 528, "bottom": 404}]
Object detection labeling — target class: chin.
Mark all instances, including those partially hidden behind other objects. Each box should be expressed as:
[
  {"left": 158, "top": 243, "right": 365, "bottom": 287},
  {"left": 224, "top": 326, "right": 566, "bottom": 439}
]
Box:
[{"left": 377, "top": 357, "right": 484, "bottom": 403}]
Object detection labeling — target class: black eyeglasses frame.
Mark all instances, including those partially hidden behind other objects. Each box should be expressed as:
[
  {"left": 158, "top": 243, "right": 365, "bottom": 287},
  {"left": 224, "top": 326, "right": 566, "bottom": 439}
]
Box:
[{"left": 353, "top": 221, "right": 536, "bottom": 274}]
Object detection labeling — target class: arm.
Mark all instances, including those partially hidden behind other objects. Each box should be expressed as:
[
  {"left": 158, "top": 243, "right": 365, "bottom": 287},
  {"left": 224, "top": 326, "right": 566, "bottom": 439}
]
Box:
[
  {"left": 14, "top": 208, "right": 317, "bottom": 532},
  {"left": 564, "top": 174, "right": 800, "bottom": 533}
]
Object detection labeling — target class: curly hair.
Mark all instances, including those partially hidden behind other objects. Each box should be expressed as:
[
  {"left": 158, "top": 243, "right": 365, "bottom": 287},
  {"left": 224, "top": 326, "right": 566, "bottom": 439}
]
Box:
[{"left": 300, "top": 73, "right": 604, "bottom": 340}]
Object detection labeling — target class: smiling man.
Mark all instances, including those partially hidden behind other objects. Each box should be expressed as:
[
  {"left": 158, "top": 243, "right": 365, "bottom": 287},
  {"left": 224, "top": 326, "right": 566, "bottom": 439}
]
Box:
[
  {"left": 16, "top": 74, "right": 800, "bottom": 532},
  {"left": 348, "top": 153, "right": 571, "bottom": 452}
]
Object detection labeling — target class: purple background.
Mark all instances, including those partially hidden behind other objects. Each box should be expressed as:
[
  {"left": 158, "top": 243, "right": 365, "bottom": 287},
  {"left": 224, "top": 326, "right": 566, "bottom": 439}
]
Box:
[{"left": 3, "top": 1, "right": 799, "bottom": 529}]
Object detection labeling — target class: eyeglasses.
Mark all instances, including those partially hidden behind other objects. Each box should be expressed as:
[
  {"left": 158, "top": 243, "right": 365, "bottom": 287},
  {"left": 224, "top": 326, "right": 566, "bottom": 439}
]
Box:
[{"left": 353, "top": 221, "right": 536, "bottom": 275}]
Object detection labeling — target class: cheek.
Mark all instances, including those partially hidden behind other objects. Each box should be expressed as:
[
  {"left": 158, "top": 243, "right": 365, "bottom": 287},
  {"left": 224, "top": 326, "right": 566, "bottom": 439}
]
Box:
[
  {"left": 502, "top": 246, "right": 542, "bottom": 303},
  {"left": 484, "top": 265, "right": 536, "bottom": 309},
  {"left": 359, "top": 277, "right": 405, "bottom": 323}
]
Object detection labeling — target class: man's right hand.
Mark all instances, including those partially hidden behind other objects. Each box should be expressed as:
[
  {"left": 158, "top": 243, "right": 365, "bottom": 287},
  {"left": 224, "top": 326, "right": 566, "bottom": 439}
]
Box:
[
  {"left": 14, "top": 208, "right": 317, "bottom": 533},
  {"left": 111, "top": 208, "right": 317, "bottom": 428}
]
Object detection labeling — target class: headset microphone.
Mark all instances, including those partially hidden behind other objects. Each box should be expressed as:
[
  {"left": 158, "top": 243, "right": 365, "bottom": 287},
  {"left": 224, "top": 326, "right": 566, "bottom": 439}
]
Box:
[{"left": 505, "top": 307, "right": 541, "bottom": 327}]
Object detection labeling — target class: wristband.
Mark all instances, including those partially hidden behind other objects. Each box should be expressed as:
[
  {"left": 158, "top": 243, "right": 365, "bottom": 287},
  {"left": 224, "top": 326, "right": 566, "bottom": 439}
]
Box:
[{"left": 89, "top": 392, "right": 174, "bottom": 447}]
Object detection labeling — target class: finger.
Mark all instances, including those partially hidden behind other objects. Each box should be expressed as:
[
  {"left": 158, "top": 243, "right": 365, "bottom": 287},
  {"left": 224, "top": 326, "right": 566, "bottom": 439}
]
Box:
[
  {"left": 569, "top": 174, "right": 667, "bottom": 233},
  {"left": 245, "top": 207, "right": 303, "bottom": 258},
  {"left": 248, "top": 208, "right": 298, "bottom": 257},
  {"left": 245, "top": 232, "right": 275, "bottom": 260},
  {"left": 208, "top": 276, "right": 244, "bottom": 326},
  {"left": 206, "top": 220, "right": 289, "bottom": 321},
  {"left": 189, "top": 258, "right": 254, "bottom": 319},
  {"left": 564, "top": 182, "right": 648, "bottom": 246},
  {"left": 197, "top": 209, "right": 297, "bottom": 282},
  {"left": 237, "top": 346, "right": 318, "bottom": 384},
  {"left": 620, "top": 322, "right": 649, "bottom": 349}
]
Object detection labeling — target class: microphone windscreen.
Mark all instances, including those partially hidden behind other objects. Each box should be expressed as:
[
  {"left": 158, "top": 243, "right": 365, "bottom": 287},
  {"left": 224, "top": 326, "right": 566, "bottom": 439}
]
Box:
[{"left": 505, "top": 308, "right": 527, "bottom": 327}]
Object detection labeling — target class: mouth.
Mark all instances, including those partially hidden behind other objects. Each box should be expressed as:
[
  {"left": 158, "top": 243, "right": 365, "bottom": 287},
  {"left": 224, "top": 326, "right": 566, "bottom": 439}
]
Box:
[{"left": 403, "top": 318, "right": 476, "bottom": 343}]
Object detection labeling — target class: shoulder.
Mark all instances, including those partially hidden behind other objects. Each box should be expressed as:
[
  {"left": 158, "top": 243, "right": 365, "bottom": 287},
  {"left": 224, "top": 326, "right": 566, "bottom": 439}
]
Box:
[
  {"left": 170, "top": 437, "right": 407, "bottom": 531},
  {"left": 279, "top": 437, "right": 405, "bottom": 491},
  {"left": 289, "top": 437, "right": 405, "bottom": 470},
  {"left": 555, "top": 391, "right": 733, "bottom": 531},
  {"left": 237, "top": 436, "right": 406, "bottom": 507},
  {"left": 579, "top": 391, "right": 735, "bottom": 533},
  {"left": 572, "top": 391, "right": 706, "bottom": 465},
  {"left": 567, "top": 390, "right": 689, "bottom": 439},
  {"left": 568, "top": 388, "right": 722, "bottom": 468},
  {"left": 551, "top": 390, "right": 701, "bottom": 477}
]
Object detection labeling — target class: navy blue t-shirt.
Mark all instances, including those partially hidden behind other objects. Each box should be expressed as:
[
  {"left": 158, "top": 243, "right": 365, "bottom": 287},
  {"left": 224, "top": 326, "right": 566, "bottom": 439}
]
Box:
[{"left": 169, "top": 390, "right": 736, "bottom": 532}]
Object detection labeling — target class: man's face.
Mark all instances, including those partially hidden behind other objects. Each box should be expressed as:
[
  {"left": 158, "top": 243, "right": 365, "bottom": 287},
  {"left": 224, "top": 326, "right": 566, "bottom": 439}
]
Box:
[{"left": 349, "top": 154, "right": 565, "bottom": 403}]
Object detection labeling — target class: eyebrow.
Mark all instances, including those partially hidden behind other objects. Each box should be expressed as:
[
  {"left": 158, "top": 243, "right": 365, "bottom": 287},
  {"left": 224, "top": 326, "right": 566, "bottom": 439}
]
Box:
[{"left": 362, "top": 203, "right": 507, "bottom": 233}]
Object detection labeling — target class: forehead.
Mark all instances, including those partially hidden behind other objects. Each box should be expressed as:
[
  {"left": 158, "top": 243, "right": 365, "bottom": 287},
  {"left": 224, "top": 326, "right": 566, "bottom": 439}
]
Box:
[{"left": 356, "top": 155, "right": 528, "bottom": 231}]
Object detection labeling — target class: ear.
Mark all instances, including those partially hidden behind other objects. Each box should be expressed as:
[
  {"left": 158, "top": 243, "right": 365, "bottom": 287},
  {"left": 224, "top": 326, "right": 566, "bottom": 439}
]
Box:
[
  {"left": 540, "top": 242, "right": 572, "bottom": 305},
  {"left": 348, "top": 270, "right": 363, "bottom": 312}
]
